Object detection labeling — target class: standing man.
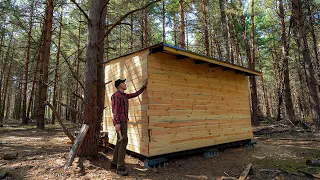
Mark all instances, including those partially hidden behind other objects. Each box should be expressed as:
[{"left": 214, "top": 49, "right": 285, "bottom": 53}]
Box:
[{"left": 110, "top": 78, "right": 147, "bottom": 176}]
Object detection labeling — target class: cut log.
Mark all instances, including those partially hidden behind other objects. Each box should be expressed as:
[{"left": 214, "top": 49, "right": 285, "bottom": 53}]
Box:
[
  {"left": 0, "top": 172, "right": 8, "bottom": 179},
  {"left": 306, "top": 159, "right": 320, "bottom": 167},
  {"left": 297, "top": 169, "right": 320, "bottom": 179},
  {"left": 216, "top": 176, "right": 237, "bottom": 180},
  {"left": 64, "top": 124, "right": 89, "bottom": 169},
  {"left": 3, "top": 153, "right": 18, "bottom": 160},
  {"left": 238, "top": 163, "right": 252, "bottom": 180}
]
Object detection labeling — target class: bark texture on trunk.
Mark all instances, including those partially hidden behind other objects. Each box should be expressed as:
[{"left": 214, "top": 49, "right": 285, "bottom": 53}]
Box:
[
  {"left": 52, "top": 13, "right": 62, "bottom": 124},
  {"left": 162, "top": 1, "right": 165, "bottom": 43},
  {"left": 179, "top": 0, "right": 186, "bottom": 49},
  {"left": 37, "top": 0, "right": 54, "bottom": 129},
  {"left": 307, "top": 4, "right": 320, "bottom": 92},
  {"left": 0, "top": 34, "right": 13, "bottom": 126},
  {"left": 22, "top": 0, "right": 35, "bottom": 125},
  {"left": 0, "top": 52, "right": 13, "bottom": 126},
  {"left": 27, "top": 49, "right": 40, "bottom": 119},
  {"left": 201, "top": 0, "right": 210, "bottom": 56},
  {"left": 258, "top": 47, "right": 271, "bottom": 117},
  {"left": 219, "top": 0, "right": 229, "bottom": 60},
  {"left": 292, "top": 0, "right": 320, "bottom": 129},
  {"left": 174, "top": 13, "right": 177, "bottom": 46},
  {"left": 279, "top": 0, "right": 297, "bottom": 123},
  {"left": 225, "top": 0, "right": 233, "bottom": 63},
  {"left": 78, "top": 0, "right": 107, "bottom": 156},
  {"left": 143, "top": 6, "right": 148, "bottom": 48},
  {"left": 240, "top": 0, "right": 258, "bottom": 125}
]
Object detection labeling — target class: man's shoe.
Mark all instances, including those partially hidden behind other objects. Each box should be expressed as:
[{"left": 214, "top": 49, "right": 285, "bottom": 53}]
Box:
[
  {"left": 116, "top": 166, "right": 128, "bottom": 176},
  {"left": 110, "top": 163, "right": 117, "bottom": 170}
]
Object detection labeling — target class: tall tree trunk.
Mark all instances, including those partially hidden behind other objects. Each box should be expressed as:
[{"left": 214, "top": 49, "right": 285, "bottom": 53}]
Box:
[
  {"left": 307, "top": 4, "right": 320, "bottom": 92},
  {"left": 27, "top": 50, "right": 40, "bottom": 119},
  {"left": 52, "top": 13, "right": 62, "bottom": 124},
  {"left": 130, "top": 14, "right": 133, "bottom": 51},
  {"left": 214, "top": 33, "right": 223, "bottom": 58},
  {"left": 143, "top": 7, "right": 148, "bottom": 48},
  {"left": 78, "top": 0, "right": 107, "bottom": 156},
  {"left": 179, "top": 0, "right": 186, "bottom": 49},
  {"left": 0, "top": 34, "right": 3, "bottom": 67},
  {"left": 292, "top": 0, "right": 320, "bottom": 129},
  {"left": 294, "top": 41, "right": 307, "bottom": 119},
  {"left": 22, "top": 0, "right": 35, "bottom": 125},
  {"left": 140, "top": 12, "right": 144, "bottom": 48},
  {"left": 240, "top": 0, "right": 258, "bottom": 125},
  {"left": 219, "top": 0, "right": 230, "bottom": 60},
  {"left": 174, "top": 13, "right": 177, "bottom": 46},
  {"left": 66, "top": 89, "right": 70, "bottom": 120},
  {"left": 295, "top": 36, "right": 311, "bottom": 119},
  {"left": 0, "top": 34, "right": 13, "bottom": 123},
  {"left": 119, "top": 25, "right": 122, "bottom": 55},
  {"left": 71, "top": 13, "right": 82, "bottom": 124},
  {"left": 162, "top": 1, "right": 165, "bottom": 43},
  {"left": 201, "top": 0, "right": 210, "bottom": 56},
  {"left": 258, "top": 47, "right": 271, "bottom": 117},
  {"left": 239, "top": 0, "right": 251, "bottom": 66},
  {"left": 225, "top": 0, "right": 234, "bottom": 63},
  {"left": 76, "top": 14, "right": 81, "bottom": 122},
  {"left": 14, "top": 76, "right": 23, "bottom": 120},
  {"left": 0, "top": 52, "right": 13, "bottom": 126},
  {"left": 37, "top": 0, "right": 54, "bottom": 129},
  {"left": 278, "top": 0, "right": 297, "bottom": 123},
  {"left": 249, "top": 0, "right": 258, "bottom": 125},
  {"left": 271, "top": 40, "right": 283, "bottom": 121},
  {"left": 5, "top": 80, "right": 12, "bottom": 120},
  {"left": 230, "top": 0, "right": 242, "bottom": 64}
]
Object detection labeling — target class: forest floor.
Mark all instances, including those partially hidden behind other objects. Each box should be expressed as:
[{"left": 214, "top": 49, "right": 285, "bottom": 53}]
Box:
[{"left": 1, "top": 119, "right": 320, "bottom": 180}]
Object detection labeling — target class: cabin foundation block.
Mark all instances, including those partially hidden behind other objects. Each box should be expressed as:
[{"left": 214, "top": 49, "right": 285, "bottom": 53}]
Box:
[
  {"left": 244, "top": 141, "right": 257, "bottom": 149},
  {"left": 144, "top": 158, "right": 167, "bottom": 168},
  {"left": 203, "top": 149, "right": 219, "bottom": 158}
]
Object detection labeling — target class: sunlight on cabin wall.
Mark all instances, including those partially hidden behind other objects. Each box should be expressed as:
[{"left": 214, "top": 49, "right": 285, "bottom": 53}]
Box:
[{"left": 103, "top": 51, "right": 148, "bottom": 155}]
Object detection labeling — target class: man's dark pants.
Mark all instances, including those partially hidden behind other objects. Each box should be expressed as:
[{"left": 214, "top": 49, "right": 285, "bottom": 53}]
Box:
[{"left": 112, "top": 122, "right": 128, "bottom": 167}]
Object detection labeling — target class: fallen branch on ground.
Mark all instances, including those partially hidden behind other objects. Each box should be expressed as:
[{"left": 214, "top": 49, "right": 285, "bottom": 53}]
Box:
[
  {"left": 215, "top": 176, "right": 236, "bottom": 180},
  {"left": 297, "top": 169, "right": 320, "bottom": 179},
  {"left": 238, "top": 163, "right": 252, "bottom": 180},
  {"left": 306, "top": 159, "right": 320, "bottom": 167}
]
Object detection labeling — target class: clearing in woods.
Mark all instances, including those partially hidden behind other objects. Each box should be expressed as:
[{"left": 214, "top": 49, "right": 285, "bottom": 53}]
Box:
[{"left": 0, "top": 120, "right": 320, "bottom": 180}]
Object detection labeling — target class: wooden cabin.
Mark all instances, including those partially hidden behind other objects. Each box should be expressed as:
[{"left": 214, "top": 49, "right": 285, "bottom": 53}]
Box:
[{"left": 103, "top": 43, "right": 261, "bottom": 157}]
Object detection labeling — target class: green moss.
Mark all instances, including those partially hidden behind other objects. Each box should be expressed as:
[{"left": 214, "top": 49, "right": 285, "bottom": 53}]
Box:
[{"left": 253, "top": 147, "right": 320, "bottom": 174}]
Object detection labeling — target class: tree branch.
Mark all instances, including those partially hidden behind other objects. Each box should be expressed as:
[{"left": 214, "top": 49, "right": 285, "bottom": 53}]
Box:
[
  {"left": 57, "top": 100, "right": 78, "bottom": 113},
  {"left": 70, "top": 0, "right": 89, "bottom": 21},
  {"left": 100, "top": 0, "right": 111, "bottom": 21},
  {"left": 106, "top": 22, "right": 132, "bottom": 28},
  {"left": 52, "top": 40, "right": 85, "bottom": 90},
  {"left": 45, "top": 101, "right": 75, "bottom": 142},
  {"left": 97, "top": 0, "right": 161, "bottom": 45},
  {"left": 72, "top": 91, "right": 84, "bottom": 101}
]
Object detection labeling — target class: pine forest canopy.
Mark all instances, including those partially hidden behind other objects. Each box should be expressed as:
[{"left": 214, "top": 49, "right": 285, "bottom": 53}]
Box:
[{"left": 0, "top": 0, "right": 320, "bottom": 156}]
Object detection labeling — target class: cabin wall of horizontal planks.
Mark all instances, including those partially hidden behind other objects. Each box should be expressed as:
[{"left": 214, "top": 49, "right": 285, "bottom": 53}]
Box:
[
  {"left": 103, "top": 50, "right": 149, "bottom": 156},
  {"left": 103, "top": 49, "right": 253, "bottom": 158},
  {"left": 147, "top": 52, "right": 252, "bottom": 156}
]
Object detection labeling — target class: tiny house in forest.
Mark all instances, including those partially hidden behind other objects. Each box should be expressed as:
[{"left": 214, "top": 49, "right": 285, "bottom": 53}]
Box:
[{"left": 103, "top": 43, "right": 261, "bottom": 157}]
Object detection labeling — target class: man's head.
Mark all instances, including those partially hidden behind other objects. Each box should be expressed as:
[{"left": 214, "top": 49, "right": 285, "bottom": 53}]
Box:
[{"left": 115, "top": 79, "right": 127, "bottom": 91}]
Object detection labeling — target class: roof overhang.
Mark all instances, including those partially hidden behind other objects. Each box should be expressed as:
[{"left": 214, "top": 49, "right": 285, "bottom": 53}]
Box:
[
  {"left": 159, "top": 44, "right": 262, "bottom": 76},
  {"left": 104, "top": 43, "right": 262, "bottom": 76}
]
